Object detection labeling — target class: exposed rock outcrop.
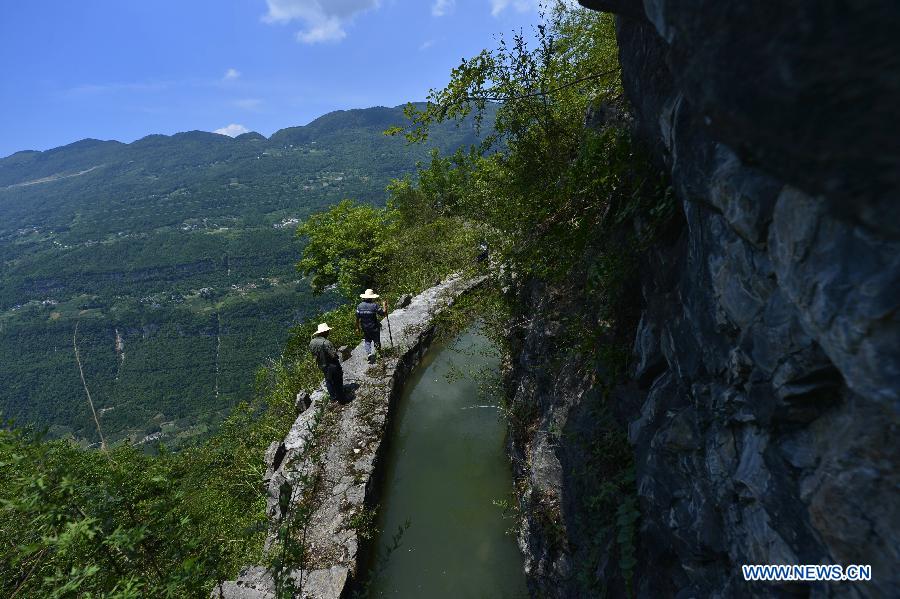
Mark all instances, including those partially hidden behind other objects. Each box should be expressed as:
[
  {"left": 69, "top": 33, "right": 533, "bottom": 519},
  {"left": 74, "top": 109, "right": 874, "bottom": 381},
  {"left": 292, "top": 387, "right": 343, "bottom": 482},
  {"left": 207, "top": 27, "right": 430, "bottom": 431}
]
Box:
[{"left": 508, "top": 2, "right": 899, "bottom": 597}]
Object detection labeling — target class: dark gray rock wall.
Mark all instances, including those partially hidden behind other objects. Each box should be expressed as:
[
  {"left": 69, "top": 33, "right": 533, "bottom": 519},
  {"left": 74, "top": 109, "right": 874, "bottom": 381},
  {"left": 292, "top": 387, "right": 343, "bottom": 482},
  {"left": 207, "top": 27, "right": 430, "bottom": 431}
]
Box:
[
  {"left": 585, "top": 0, "right": 900, "bottom": 235},
  {"left": 508, "top": 2, "right": 899, "bottom": 597}
]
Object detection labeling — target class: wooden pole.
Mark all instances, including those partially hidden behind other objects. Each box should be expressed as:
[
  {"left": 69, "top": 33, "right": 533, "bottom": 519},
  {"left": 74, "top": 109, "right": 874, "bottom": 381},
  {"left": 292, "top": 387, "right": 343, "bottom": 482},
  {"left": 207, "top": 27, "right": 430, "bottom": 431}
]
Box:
[{"left": 384, "top": 301, "right": 394, "bottom": 349}]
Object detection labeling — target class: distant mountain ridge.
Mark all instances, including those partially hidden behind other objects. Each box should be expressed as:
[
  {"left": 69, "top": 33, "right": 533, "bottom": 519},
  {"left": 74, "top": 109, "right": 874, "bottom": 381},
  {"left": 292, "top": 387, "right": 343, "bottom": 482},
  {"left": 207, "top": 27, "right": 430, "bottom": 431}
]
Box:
[
  {"left": 0, "top": 103, "right": 494, "bottom": 446},
  {"left": 0, "top": 104, "right": 431, "bottom": 182},
  {"left": 0, "top": 102, "right": 488, "bottom": 257}
]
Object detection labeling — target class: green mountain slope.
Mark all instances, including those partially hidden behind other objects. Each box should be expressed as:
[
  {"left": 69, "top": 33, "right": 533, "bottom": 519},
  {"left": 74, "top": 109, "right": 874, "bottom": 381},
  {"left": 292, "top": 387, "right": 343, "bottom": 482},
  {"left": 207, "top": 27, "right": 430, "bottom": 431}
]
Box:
[{"left": 0, "top": 104, "right": 492, "bottom": 446}]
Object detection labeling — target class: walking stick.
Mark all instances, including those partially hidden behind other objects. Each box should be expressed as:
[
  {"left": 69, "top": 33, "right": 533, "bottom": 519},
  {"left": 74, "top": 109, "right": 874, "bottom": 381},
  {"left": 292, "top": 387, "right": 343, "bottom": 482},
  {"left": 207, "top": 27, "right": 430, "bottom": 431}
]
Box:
[{"left": 384, "top": 300, "right": 394, "bottom": 350}]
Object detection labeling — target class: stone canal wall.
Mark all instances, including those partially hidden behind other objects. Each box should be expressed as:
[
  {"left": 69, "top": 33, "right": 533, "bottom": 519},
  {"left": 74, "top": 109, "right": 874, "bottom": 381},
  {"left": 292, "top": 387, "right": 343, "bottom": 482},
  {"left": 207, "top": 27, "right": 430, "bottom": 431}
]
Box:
[{"left": 216, "top": 275, "right": 486, "bottom": 598}]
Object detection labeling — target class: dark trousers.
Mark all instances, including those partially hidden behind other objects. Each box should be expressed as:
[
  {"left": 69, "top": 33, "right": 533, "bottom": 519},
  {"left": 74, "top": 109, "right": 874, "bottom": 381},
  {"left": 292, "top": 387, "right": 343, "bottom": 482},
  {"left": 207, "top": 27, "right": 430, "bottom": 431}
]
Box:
[
  {"left": 363, "top": 327, "right": 381, "bottom": 354},
  {"left": 323, "top": 363, "right": 345, "bottom": 402}
]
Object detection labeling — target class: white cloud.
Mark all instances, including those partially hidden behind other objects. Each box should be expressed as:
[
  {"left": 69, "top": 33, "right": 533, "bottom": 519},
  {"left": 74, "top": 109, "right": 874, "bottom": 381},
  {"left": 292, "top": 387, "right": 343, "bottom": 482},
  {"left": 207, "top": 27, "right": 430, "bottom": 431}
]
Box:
[
  {"left": 213, "top": 124, "right": 251, "bottom": 137},
  {"left": 297, "top": 19, "right": 345, "bottom": 43},
  {"left": 489, "top": 0, "right": 540, "bottom": 17},
  {"left": 419, "top": 39, "right": 436, "bottom": 50},
  {"left": 262, "top": 0, "right": 380, "bottom": 44},
  {"left": 432, "top": 0, "right": 455, "bottom": 17},
  {"left": 223, "top": 68, "right": 241, "bottom": 81}
]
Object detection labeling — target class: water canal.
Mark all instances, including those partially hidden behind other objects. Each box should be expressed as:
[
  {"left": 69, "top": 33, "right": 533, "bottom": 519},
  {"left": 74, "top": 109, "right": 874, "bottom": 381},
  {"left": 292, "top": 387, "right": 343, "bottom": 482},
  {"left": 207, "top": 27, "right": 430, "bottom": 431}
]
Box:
[{"left": 367, "top": 325, "right": 528, "bottom": 598}]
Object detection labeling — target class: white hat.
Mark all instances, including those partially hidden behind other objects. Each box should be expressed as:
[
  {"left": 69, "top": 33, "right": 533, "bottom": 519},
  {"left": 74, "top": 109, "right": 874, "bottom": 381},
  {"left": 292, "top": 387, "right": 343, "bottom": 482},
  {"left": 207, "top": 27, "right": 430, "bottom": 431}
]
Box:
[
  {"left": 312, "top": 322, "right": 332, "bottom": 337},
  {"left": 360, "top": 288, "right": 380, "bottom": 299}
]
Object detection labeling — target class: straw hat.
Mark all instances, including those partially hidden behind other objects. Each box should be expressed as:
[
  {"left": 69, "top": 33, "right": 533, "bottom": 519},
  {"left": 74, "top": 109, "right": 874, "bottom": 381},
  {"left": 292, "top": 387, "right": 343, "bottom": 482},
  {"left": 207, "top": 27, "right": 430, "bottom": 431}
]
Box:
[
  {"left": 312, "top": 322, "right": 332, "bottom": 337},
  {"left": 359, "top": 288, "right": 380, "bottom": 299}
]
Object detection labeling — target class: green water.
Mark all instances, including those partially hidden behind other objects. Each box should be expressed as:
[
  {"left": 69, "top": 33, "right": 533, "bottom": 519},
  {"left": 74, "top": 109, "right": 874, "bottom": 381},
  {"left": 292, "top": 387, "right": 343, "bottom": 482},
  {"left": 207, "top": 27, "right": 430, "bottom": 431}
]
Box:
[{"left": 367, "top": 327, "right": 529, "bottom": 598}]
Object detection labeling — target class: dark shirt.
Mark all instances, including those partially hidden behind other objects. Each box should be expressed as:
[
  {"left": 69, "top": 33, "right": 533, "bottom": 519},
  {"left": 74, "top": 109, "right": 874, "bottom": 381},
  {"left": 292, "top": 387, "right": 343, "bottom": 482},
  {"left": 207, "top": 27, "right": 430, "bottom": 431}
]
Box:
[
  {"left": 309, "top": 336, "right": 339, "bottom": 371},
  {"left": 356, "top": 300, "right": 385, "bottom": 332}
]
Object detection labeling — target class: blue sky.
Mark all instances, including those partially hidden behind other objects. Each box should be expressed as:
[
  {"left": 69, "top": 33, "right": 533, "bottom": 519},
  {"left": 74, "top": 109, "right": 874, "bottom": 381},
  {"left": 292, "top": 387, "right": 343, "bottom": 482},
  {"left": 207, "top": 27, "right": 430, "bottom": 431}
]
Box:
[{"left": 0, "top": 0, "right": 546, "bottom": 158}]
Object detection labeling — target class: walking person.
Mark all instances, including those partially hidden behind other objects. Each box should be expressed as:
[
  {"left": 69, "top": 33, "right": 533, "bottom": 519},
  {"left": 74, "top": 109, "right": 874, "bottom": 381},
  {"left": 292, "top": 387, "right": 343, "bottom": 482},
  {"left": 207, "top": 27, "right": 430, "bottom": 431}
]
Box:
[
  {"left": 309, "top": 322, "right": 346, "bottom": 403},
  {"left": 356, "top": 289, "right": 387, "bottom": 363}
]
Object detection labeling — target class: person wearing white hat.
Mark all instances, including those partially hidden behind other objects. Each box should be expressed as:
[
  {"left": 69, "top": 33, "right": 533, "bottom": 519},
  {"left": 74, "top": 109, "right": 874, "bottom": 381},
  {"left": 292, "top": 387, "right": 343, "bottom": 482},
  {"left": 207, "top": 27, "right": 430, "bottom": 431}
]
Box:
[
  {"left": 309, "top": 322, "right": 345, "bottom": 402},
  {"left": 356, "top": 289, "right": 387, "bottom": 363}
]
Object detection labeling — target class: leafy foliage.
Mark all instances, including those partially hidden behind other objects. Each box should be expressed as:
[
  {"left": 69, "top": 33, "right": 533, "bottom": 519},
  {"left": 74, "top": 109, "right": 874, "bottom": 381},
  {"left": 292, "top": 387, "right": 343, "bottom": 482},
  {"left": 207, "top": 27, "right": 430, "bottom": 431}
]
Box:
[
  {"left": 296, "top": 200, "right": 396, "bottom": 298},
  {"left": 295, "top": 169, "right": 486, "bottom": 303},
  {"left": 0, "top": 295, "right": 366, "bottom": 596},
  {"left": 0, "top": 423, "right": 265, "bottom": 596},
  {"left": 389, "top": 4, "right": 654, "bottom": 282}
]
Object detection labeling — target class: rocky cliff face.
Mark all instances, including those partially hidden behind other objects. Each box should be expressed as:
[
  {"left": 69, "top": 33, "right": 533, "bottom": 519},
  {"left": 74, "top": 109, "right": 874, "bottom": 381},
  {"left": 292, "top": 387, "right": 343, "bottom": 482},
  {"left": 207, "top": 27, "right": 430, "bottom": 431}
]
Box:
[{"left": 509, "top": 2, "right": 899, "bottom": 597}]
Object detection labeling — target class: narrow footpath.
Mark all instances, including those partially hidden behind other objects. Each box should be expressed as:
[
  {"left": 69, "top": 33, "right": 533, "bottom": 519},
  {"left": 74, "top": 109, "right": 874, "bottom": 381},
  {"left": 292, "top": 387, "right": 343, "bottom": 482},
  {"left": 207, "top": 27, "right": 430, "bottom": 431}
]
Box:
[{"left": 217, "top": 275, "right": 485, "bottom": 599}]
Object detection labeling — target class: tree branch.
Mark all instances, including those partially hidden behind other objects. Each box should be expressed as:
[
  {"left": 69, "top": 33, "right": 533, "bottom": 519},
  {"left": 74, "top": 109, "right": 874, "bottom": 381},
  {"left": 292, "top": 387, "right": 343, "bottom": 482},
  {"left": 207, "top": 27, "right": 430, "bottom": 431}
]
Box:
[{"left": 457, "top": 67, "right": 619, "bottom": 104}]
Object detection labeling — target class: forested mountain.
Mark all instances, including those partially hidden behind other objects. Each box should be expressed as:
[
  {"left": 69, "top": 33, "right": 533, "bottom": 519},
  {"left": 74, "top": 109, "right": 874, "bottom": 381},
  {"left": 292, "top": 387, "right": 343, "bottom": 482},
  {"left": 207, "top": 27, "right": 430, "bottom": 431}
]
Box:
[{"left": 0, "top": 104, "right": 491, "bottom": 446}]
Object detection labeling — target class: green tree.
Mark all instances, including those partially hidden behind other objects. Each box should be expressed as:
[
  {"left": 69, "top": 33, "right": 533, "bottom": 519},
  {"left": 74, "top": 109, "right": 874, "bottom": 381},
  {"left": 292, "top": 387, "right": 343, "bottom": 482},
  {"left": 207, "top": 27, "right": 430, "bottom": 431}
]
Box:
[
  {"left": 295, "top": 190, "right": 484, "bottom": 301},
  {"left": 295, "top": 199, "right": 398, "bottom": 299},
  {"left": 389, "top": 3, "right": 637, "bottom": 277}
]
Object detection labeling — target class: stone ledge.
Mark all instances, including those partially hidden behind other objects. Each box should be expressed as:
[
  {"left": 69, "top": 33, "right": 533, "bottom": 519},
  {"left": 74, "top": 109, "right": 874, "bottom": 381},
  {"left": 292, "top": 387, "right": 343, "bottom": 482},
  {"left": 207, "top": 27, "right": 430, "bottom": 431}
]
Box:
[{"left": 214, "top": 275, "right": 486, "bottom": 598}]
